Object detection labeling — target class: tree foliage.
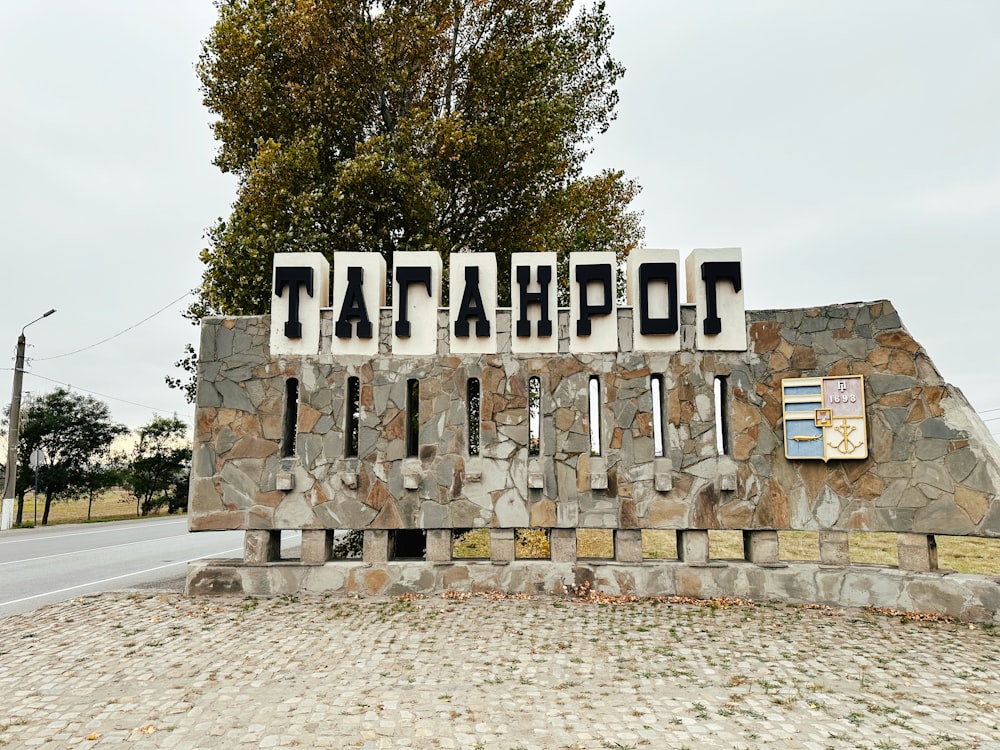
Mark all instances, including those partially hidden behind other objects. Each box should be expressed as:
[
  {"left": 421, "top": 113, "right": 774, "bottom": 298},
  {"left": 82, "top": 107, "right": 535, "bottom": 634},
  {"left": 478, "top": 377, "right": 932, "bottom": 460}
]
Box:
[
  {"left": 122, "top": 416, "right": 192, "bottom": 517},
  {"left": 14, "top": 389, "right": 127, "bottom": 525},
  {"left": 193, "top": 0, "right": 644, "bottom": 318}
]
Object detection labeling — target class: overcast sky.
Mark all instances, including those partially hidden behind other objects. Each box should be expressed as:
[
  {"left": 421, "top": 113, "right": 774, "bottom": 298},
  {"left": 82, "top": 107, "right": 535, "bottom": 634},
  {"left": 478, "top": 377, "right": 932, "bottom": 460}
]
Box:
[{"left": 2, "top": 2, "right": 998, "bottom": 442}]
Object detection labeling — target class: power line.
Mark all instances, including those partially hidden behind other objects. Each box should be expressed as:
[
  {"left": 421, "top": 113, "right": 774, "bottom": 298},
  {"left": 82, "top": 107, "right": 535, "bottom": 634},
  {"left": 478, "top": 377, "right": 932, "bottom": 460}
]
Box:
[
  {"left": 34, "top": 290, "right": 194, "bottom": 361},
  {"left": 23, "top": 371, "right": 194, "bottom": 422}
]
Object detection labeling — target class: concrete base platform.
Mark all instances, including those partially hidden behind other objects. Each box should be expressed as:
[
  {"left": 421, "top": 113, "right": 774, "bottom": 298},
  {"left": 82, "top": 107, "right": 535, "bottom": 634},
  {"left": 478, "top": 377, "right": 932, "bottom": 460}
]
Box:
[{"left": 186, "top": 558, "right": 1000, "bottom": 623}]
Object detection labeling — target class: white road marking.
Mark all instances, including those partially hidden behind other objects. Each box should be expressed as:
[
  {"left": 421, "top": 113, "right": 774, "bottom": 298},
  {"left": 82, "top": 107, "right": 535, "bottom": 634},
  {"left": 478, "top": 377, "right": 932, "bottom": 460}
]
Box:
[
  {"left": 0, "top": 529, "right": 301, "bottom": 610},
  {"left": 0, "top": 533, "right": 212, "bottom": 566},
  {"left": 0, "top": 518, "right": 188, "bottom": 545},
  {"left": 0, "top": 546, "right": 244, "bottom": 607}
]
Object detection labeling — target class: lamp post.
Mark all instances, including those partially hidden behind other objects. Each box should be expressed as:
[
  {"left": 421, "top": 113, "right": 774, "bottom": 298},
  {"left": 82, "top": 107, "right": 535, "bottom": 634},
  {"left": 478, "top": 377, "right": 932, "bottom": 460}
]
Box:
[
  {"left": 30, "top": 447, "right": 46, "bottom": 528},
  {"left": 1, "top": 309, "right": 56, "bottom": 530}
]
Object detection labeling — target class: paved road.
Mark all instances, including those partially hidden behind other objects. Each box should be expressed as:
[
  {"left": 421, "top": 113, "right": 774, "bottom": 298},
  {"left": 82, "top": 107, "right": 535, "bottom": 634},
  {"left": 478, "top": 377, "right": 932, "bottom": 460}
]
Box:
[
  {"left": 0, "top": 517, "right": 299, "bottom": 617},
  {"left": 1, "top": 591, "right": 998, "bottom": 749}
]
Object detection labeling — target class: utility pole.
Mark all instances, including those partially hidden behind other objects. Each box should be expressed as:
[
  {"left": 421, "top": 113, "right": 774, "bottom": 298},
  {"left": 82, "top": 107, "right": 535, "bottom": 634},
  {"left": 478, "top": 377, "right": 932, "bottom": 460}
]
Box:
[{"left": 1, "top": 309, "right": 56, "bottom": 530}]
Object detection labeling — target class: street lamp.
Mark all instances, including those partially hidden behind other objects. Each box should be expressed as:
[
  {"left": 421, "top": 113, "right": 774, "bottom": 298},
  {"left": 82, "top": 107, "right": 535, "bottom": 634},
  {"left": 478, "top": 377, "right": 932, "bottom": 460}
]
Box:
[
  {"left": 1, "top": 309, "right": 56, "bottom": 530},
  {"left": 30, "top": 446, "right": 47, "bottom": 528}
]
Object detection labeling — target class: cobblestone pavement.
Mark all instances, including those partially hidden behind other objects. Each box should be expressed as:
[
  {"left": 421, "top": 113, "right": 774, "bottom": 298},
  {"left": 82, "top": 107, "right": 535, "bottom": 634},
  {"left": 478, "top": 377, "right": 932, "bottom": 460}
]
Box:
[{"left": 1, "top": 591, "right": 999, "bottom": 749}]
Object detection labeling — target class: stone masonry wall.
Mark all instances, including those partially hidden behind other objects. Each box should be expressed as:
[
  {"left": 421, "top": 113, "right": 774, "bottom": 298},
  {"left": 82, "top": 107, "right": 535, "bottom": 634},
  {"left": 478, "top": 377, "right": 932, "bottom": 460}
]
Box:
[{"left": 189, "top": 300, "right": 1000, "bottom": 540}]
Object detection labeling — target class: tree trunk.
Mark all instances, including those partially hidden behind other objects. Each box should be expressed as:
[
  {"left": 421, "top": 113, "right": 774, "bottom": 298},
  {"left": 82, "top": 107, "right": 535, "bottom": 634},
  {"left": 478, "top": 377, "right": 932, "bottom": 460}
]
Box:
[
  {"left": 42, "top": 489, "right": 53, "bottom": 525},
  {"left": 15, "top": 490, "right": 26, "bottom": 526},
  {"left": 87, "top": 490, "right": 94, "bottom": 521}
]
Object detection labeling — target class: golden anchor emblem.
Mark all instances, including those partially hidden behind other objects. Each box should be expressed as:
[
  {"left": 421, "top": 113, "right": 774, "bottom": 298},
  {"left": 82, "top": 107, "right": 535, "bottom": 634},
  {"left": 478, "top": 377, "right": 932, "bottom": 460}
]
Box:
[{"left": 828, "top": 419, "right": 862, "bottom": 455}]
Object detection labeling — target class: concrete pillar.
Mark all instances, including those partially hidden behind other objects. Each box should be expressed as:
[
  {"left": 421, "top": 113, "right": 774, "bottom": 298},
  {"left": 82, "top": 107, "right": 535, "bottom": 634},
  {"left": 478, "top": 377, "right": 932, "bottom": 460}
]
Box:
[
  {"left": 897, "top": 533, "right": 938, "bottom": 572},
  {"left": 550, "top": 528, "right": 577, "bottom": 563},
  {"left": 491, "top": 528, "right": 515, "bottom": 564},
  {"left": 615, "top": 529, "right": 643, "bottom": 563},
  {"left": 425, "top": 529, "right": 453, "bottom": 563},
  {"left": 363, "top": 530, "right": 390, "bottom": 563},
  {"left": 301, "top": 529, "right": 333, "bottom": 565},
  {"left": 244, "top": 530, "right": 280, "bottom": 564},
  {"left": 819, "top": 531, "right": 850, "bottom": 566},
  {"left": 677, "top": 529, "right": 710, "bottom": 564},
  {"left": 743, "top": 530, "right": 779, "bottom": 564}
]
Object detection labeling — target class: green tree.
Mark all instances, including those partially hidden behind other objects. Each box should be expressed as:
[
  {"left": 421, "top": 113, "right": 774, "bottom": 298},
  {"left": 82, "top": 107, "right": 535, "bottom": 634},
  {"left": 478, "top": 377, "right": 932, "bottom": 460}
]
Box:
[
  {"left": 77, "top": 458, "right": 123, "bottom": 522},
  {"left": 15, "top": 389, "right": 127, "bottom": 526},
  {"left": 123, "top": 416, "right": 192, "bottom": 517},
  {"left": 192, "top": 0, "right": 643, "bottom": 320}
]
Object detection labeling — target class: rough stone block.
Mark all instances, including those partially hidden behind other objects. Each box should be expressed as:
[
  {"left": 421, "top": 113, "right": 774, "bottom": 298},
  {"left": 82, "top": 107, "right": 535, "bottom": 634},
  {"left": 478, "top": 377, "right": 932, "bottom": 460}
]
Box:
[
  {"left": 403, "top": 458, "right": 421, "bottom": 490},
  {"left": 897, "top": 533, "right": 938, "bottom": 572},
  {"left": 363, "top": 530, "right": 390, "bottom": 563},
  {"left": 615, "top": 529, "right": 643, "bottom": 563},
  {"left": 491, "top": 528, "right": 515, "bottom": 564},
  {"left": 589, "top": 456, "right": 608, "bottom": 490},
  {"left": 743, "top": 530, "right": 779, "bottom": 564},
  {"left": 654, "top": 457, "right": 673, "bottom": 492},
  {"left": 276, "top": 471, "right": 293, "bottom": 491},
  {"left": 301, "top": 529, "right": 332, "bottom": 565},
  {"left": 244, "top": 530, "right": 280, "bottom": 564},
  {"left": 465, "top": 457, "right": 482, "bottom": 483},
  {"left": 340, "top": 469, "right": 358, "bottom": 490},
  {"left": 718, "top": 456, "right": 738, "bottom": 492},
  {"left": 819, "top": 531, "right": 850, "bottom": 566},
  {"left": 187, "top": 558, "right": 1000, "bottom": 622},
  {"left": 528, "top": 458, "right": 544, "bottom": 490},
  {"left": 426, "top": 529, "right": 452, "bottom": 563},
  {"left": 556, "top": 503, "right": 579, "bottom": 527},
  {"left": 677, "top": 529, "right": 710, "bottom": 564},
  {"left": 550, "top": 528, "right": 577, "bottom": 563}
]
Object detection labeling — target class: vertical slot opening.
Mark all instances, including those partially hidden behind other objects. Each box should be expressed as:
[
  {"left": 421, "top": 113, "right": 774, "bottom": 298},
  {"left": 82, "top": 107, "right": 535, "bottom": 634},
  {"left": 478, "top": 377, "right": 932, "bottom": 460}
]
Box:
[
  {"left": 714, "top": 376, "right": 729, "bottom": 456},
  {"left": 528, "top": 376, "right": 541, "bottom": 456},
  {"left": 346, "top": 376, "right": 360, "bottom": 457},
  {"left": 467, "top": 378, "right": 481, "bottom": 456},
  {"left": 589, "top": 376, "right": 601, "bottom": 457},
  {"left": 651, "top": 375, "right": 665, "bottom": 458},
  {"left": 281, "top": 377, "right": 299, "bottom": 457},
  {"left": 406, "top": 378, "right": 419, "bottom": 457}
]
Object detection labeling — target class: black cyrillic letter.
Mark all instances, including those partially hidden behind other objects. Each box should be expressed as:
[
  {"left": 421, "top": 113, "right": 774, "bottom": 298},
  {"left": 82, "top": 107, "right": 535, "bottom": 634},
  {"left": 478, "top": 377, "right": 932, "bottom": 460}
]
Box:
[
  {"left": 274, "top": 266, "right": 313, "bottom": 339},
  {"left": 335, "top": 266, "right": 373, "bottom": 339},
  {"left": 701, "top": 261, "right": 742, "bottom": 335},
  {"left": 515, "top": 265, "right": 553, "bottom": 337},
  {"left": 638, "top": 262, "right": 679, "bottom": 335},
  {"left": 394, "top": 265, "right": 432, "bottom": 337},
  {"left": 575, "top": 264, "right": 613, "bottom": 336},
  {"left": 454, "top": 265, "right": 491, "bottom": 338}
]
